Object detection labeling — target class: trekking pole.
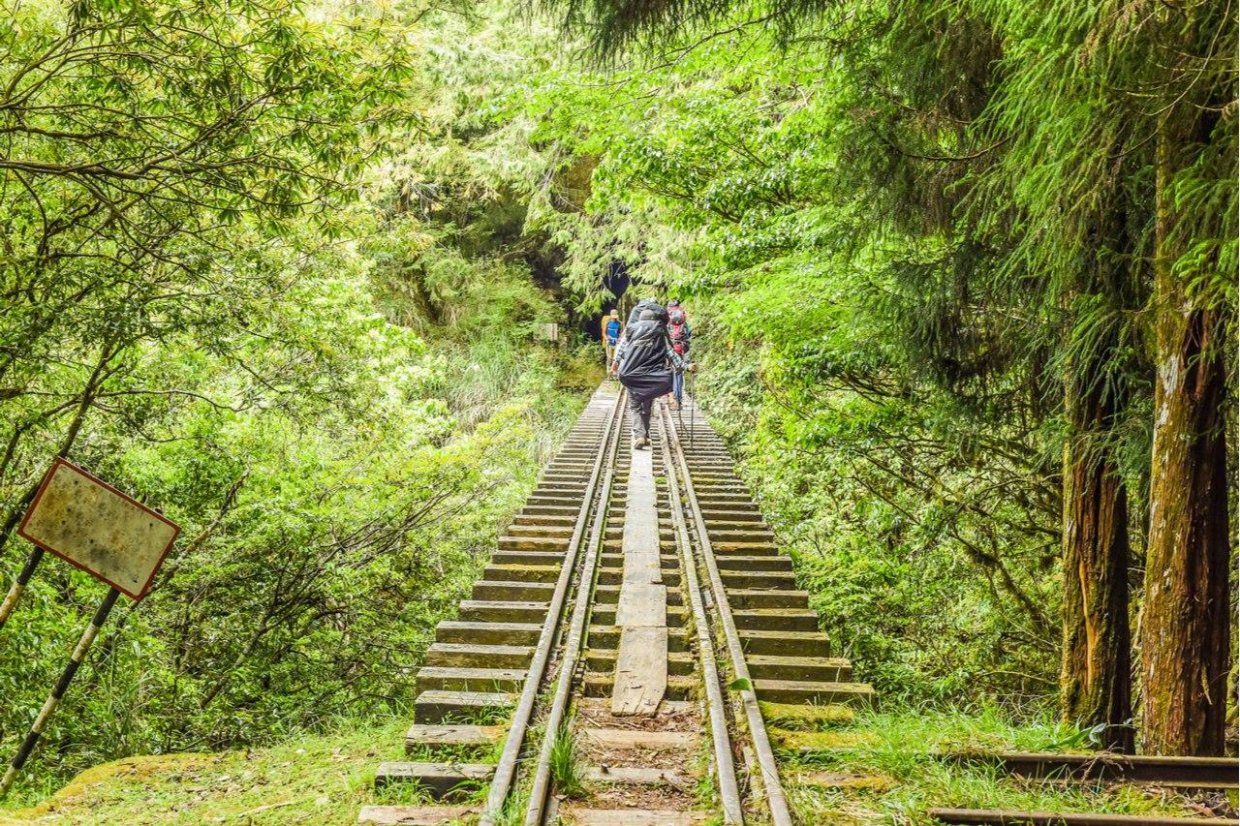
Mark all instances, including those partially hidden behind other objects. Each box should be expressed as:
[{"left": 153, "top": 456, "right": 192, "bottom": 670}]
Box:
[
  {"left": 677, "top": 370, "right": 686, "bottom": 434},
  {"left": 689, "top": 372, "right": 696, "bottom": 451}
]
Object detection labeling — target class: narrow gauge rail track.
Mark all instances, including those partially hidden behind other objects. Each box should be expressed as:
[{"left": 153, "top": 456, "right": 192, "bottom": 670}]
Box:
[
  {"left": 930, "top": 811, "right": 1238, "bottom": 826},
  {"left": 946, "top": 752, "right": 1239, "bottom": 790},
  {"left": 932, "top": 753, "right": 1239, "bottom": 826},
  {"left": 359, "top": 383, "right": 874, "bottom": 825}
]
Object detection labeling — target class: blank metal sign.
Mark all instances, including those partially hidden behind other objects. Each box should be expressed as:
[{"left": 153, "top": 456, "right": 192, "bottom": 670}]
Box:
[{"left": 18, "top": 459, "right": 180, "bottom": 600}]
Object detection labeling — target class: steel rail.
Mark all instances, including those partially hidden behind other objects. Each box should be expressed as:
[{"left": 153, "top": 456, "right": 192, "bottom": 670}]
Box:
[
  {"left": 930, "top": 808, "right": 1237, "bottom": 826},
  {"left": 522, "top": 388, "right": 626, "bottom": 826},
  {"left": 665, "top": 398, "right": 794, "bottom": 826},
  {"left": 479, "top": 389, "right": 626, "bottom": 826},
  {"left": 658, "top": 402, "right": 744, "bottom": 824},
  {"left": 946, "top": 751, "right": 1238, "bottom": 789}
]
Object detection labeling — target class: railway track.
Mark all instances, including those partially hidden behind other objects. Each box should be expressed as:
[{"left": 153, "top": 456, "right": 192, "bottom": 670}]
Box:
[
  {"left": 946, "top": 752, "right": 1239, "bottom": 790},
  {"left": 930, "top": 753, "right": 1239, "bottom": 826},
  {"left": 357, "top": 383, "right": 875, "bottom": 825},
  {"left": 930, "top": 812, "right": 1236, "bottom": 826}
]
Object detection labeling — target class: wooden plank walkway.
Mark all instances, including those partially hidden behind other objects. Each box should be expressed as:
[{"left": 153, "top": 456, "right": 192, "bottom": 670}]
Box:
[{"left": 611, "top": 445, "right": 668, "bottom": 715}]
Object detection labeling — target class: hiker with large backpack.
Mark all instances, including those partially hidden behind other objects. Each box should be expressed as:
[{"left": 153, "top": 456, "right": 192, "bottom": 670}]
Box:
[
  {"left": 623, "top": 297, "right": 663, "bottom": 330},
  {"left": 611, "top": 304, "right": 691, "bottom": 450},
  {"left": 666, "top": 300, "right": 692, "bottom": 408}
]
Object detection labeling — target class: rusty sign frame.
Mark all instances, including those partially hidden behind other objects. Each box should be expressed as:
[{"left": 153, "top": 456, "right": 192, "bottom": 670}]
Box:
[{"left": 17, "top": 458, "right": 180, "bottom": 600}]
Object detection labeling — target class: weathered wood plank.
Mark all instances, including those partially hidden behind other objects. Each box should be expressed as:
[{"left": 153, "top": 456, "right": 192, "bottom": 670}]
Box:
[
  {"left": 583, "top": 765, "right": 693, "bottom": 787},
  {"left": 615, "top": 582, "right": 666, "bottom": 627},
  {"left": 373, "top": 762, "right": 494, "bottom": 797},
  {"left": 610, "top": 443, "right": 669, "bottom": 716},
  {"left": 620, "top": 449, "right": 659, "bottom": 552},
  {"left": 581, "top": 728, "right": 695, "bottom": 750},
  {"left": 357, "top": 805, "right": 476, "bottom": 824},
  {"left": 413, "top": 689, "right": 514, "bottom": 724},
  {"left": 611, "top": 626, "right": 668, "bottom": 715},
  {"left": 404, "top": 724, "right": 501, "bottom": 749},
  {"left": 415, "top": 666, "right": 526, "bottom": 693},
  {"left": 558, "top": 807, "right": 707, "bottom": 825},
  {"left": 622, "top": 553, "right": 663, "bottom": 585}
]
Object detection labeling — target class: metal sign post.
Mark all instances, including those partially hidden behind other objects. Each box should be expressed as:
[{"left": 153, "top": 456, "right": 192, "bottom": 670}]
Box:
[
  {"left": 0, "top": 547, "right": 44, "bottom": 631},
  {"left": 0, "top": 587, "right": 120, "bottom": 797},
  {"left": 0, "top": 458, "right": 180, "bottom": 798}
]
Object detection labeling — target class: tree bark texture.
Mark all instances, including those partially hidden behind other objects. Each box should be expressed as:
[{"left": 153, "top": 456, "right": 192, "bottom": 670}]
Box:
[
  {"left": 1140, "top": 90, "right": 1232, "bottom": 756},
  {"left": 1060, "top": 371, "right": 1134, "bottom": 752},
  {"left": 1057, "top": 149, "right": 1145, "bottom": 753}
]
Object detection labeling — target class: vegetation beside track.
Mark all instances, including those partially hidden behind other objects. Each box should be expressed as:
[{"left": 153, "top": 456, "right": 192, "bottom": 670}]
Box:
[
  {"left": 771, "top": 709, "right": 1233, "bottom": 824},
  {"left": 0, "top": 719, "right": 406, "bottom": 826},
  {"left": 526, "top": 0, "right": 1237, "bottom": 760},
  {"left": 3, "top": 709, "right": 1229, "bottom": 825}
]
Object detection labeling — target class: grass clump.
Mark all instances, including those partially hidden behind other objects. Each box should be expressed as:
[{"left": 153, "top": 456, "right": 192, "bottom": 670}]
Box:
[
  {"left": 490, "top": 785, "right": 533, "bottom": 826},
  {"left": 548, "top": 720, "right": 585, "bottom": 799}
]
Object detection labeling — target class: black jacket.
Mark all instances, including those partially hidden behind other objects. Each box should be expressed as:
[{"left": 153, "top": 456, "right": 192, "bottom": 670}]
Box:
[{"left": 616, "top": 319, "right": 686, "bottom": 400}]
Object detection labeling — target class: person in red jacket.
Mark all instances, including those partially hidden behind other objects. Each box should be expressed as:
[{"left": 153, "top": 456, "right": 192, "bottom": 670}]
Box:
[{"left": 666, "top": 300, "right": 692, "bottom": 408}]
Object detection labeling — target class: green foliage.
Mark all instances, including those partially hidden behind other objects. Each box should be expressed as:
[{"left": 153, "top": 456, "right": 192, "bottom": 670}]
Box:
[
  {"left": 1, "top": 0, "right": 1235, "bottom": 806},
  {"left": 501, "top": 21, "right": 1070, "bottom": 705},
  {"left": 0, "top": 0, "right": 588, "bottom": 800},
  {"left": 3, "top": 708, "right": 1207, "bottom": 824},
  {"left": 0, "top": 718, "right": 411, "bottom": 825}
]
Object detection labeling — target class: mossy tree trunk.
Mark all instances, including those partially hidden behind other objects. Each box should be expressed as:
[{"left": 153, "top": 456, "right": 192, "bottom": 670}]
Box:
[
  {"left": 1060, "top": 370, "right": 1133, "bottom": 752},
  {"left": 1059, "top": 197, "right": 1138, "bottom": 753},
  {"left": 1139, "top": 87, "right": 1231, "bottom": 758}
]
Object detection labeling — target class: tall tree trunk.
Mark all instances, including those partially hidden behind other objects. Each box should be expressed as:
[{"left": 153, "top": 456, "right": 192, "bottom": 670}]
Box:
[
  {"left": 1139, "top": 91, "right": 1231, "bottom": 756},
  {"left": 1056, "top": 144, "right": 1146, "bottom": 751},
  {"left": 1061, "top": 368, "right": 1133, "bottom": 752},
  {"left": 1059, "top": 191, "right": 1137, "bottom": 752}
]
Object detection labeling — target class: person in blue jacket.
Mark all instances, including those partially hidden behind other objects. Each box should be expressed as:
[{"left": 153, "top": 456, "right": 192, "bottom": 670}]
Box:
[{"left": 603, "top": 309, "right": 621, "bottom": 374}]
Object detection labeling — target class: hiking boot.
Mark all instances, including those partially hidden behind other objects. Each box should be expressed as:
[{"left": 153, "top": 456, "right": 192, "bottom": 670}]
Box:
[{"left": 632, "top": 437, "right": 645, "bottom": 451}]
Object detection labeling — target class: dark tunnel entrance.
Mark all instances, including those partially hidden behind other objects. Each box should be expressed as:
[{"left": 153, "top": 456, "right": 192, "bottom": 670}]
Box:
[{"left": 583, "top": 261, "right": 631, "bottom": 341}]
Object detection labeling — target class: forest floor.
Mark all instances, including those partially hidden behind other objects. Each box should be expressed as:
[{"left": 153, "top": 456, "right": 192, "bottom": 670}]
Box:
[
  {"left": 0, "top": 719, "right": 409, "bottom": 825},
  {"left": 1, "top": 708, "right": 1232, "bottom": 824}
]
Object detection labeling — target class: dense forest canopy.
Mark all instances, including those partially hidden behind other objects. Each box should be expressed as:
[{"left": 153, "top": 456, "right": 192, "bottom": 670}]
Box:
[
  {"left": 0, "top": 0, "right": 1234, "bottom": 804},
  {"left": 525, "top": 0, "right": 1237, "bottom": 756}
]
